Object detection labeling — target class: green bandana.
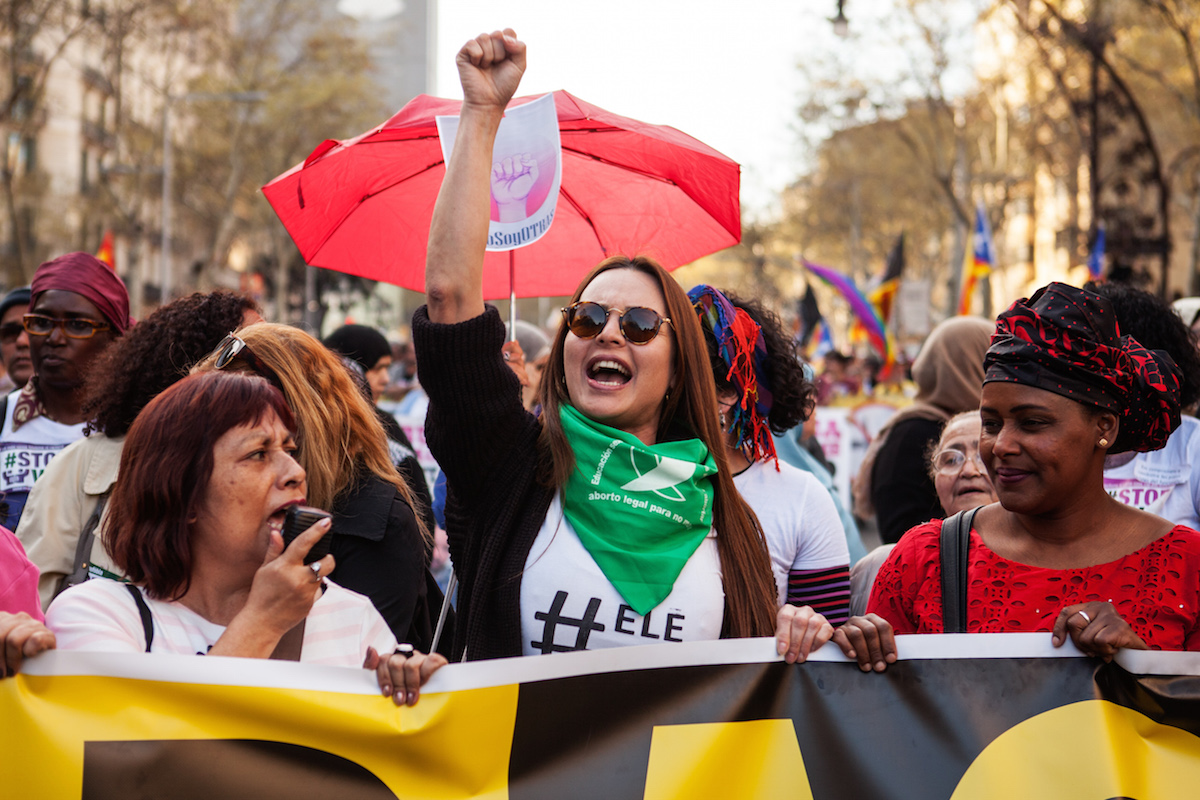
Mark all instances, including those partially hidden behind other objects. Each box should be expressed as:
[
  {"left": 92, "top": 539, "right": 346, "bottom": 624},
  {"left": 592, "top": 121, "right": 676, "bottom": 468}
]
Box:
[{"left": 559, "top": 404, "right": 718, "bottom": 615}]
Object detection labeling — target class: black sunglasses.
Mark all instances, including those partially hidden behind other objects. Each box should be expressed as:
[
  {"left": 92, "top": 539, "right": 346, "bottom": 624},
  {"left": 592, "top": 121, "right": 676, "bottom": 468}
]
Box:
[
  {"left": 211, "top": 333, "right": 284, "bottom": 391},
  {"left": 561, "top": 301, "right": 672, "bottom": 345}
]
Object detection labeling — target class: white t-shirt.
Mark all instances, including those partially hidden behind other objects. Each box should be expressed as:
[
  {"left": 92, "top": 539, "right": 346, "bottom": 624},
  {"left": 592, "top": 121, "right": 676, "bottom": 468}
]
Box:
[
  {"left": 1104, "top": 416, "right": 1200, "bottom": 529},
  {"left": 46, "top": 577, "right": 396, "bottom": 667},
  {"left": 520, "top": 494, "right": 724, "bottom": 656},
  {"left": 734, "top": 459, "right": 849, "bottom": 606},
  {"left": 0, "top": 390, "right": 86, "bottom": 531}
]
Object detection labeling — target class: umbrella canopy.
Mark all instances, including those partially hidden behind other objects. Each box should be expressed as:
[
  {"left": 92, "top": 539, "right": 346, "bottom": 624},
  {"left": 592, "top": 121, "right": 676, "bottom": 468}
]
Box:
[{"left": 262, "top": 91, "right": 741, "bottom": 300}]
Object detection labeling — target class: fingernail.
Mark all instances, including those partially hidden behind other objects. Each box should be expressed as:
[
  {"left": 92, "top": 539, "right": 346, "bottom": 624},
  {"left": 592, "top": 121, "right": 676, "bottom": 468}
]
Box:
[
  {"left": 875, "top": 661, "right": 886, "bottom": 672},
  {"left": 407, "top": 691, "right": 417, "bottom": 705},
  {"left": 318, "top": 518, "right": 332, "bottom": 528},
  {"left": 394, "top": 691, "right": 404, "bottom": 705},
  {"left": 776, "top": 639, "right": 786, "bottom": 655},
  {"left": 381, "top": 683, "right": 391, "bottom": 696}
]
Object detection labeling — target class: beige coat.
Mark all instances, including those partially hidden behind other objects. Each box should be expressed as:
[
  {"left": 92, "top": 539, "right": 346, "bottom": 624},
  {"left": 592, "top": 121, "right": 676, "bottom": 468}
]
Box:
[{"left": 16, "top": 434, "right": 123, "bottom": 610}]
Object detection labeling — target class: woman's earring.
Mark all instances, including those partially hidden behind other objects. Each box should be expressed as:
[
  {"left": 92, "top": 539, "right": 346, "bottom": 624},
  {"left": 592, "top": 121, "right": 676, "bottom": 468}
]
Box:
[
  {"left": 1098, "top": 438, "right": 1110, "bottom": 448},
  {"left": 719, "top": 411, "right": 727, "bottom": 429}
]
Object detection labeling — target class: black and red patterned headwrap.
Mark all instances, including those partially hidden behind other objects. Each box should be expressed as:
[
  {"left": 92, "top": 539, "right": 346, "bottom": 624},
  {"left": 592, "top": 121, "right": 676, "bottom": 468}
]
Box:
[{"left": 983, "top": 282, "right": 1181, "bottom": 453}]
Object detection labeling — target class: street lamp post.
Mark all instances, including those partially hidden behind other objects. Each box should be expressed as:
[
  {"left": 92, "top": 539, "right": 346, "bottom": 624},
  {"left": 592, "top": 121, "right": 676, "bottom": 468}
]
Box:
[
  {"left": 830, "top": 0, "right": 849, "bottom": 37},
  {"left": 160, "top": 90, "right": 266, "bottom": 303}
]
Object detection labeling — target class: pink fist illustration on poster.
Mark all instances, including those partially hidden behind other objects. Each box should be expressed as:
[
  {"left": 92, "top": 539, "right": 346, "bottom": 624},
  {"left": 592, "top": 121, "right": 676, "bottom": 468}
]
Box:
[{"left": 437, "top": 93, "right": 562, "bottom": 251}]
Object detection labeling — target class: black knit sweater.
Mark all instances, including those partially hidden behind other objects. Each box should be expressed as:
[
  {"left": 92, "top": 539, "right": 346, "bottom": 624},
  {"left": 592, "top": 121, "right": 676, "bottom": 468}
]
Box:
[{"left": 413, "top": 305, "right": 554, "bottom": 661}]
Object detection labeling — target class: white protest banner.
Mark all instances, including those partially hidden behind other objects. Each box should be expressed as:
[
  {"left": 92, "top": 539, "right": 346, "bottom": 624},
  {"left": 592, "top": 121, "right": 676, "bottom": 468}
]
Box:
[{"left": 437, "top": 93, "right": 562, "bottom": 252}]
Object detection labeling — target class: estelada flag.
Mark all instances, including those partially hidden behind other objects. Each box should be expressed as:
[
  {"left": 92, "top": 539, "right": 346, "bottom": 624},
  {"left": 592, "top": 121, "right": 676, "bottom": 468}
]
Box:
[
  {"left": 868, "top": 233, "right": 905, "bottom": 325},
  {"left": 958, "top": 205, "right": 993, "bottom": 315},
  {"left": 797, "top": 284, "right": 822, "bottom": 349},
  {"left": 95, "top": 230, "right": 115, "bottom": 269}
]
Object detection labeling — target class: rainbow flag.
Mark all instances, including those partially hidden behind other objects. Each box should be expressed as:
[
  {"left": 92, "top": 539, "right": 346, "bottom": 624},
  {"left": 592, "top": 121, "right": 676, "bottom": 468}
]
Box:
[
  {"left": 958, "top": 205, "right": 993, "bottom": 315},
  {"left": 801, "top": 258, "right": 890, "bottom": 365}
]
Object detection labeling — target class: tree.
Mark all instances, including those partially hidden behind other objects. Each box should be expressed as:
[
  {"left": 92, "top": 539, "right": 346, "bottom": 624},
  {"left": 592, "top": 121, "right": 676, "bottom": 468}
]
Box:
[
  {"left": 0, "top": 1, "right": 89, "bottom": 284},
  {"left": 168, "top": 0, "right": 389, "bottom": 320}
]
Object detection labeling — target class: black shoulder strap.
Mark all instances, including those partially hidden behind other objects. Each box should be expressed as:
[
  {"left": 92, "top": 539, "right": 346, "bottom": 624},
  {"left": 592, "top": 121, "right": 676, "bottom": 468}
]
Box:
[
  {"left": 124, "top": 583, "right": 154, "bottom": 652},
  {"left": 939, "top": 506, "right": 982, "bottom": 634}
]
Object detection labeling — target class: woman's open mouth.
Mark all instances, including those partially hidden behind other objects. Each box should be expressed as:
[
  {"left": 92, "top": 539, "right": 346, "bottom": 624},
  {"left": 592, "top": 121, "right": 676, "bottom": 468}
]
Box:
[
  {"left": 587, "top": 359, "right": 631, "bottom": 387},
  {"left": 267, "top": 500, "right": 304, "bottom": 535}
]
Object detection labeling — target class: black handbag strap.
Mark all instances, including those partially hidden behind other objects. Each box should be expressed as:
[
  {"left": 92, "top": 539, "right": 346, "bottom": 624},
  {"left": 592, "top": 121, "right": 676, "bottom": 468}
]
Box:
[
  {"left": 939, "top": 506, "right": 982, "bottom": 634},
  {"left": 124, "top": 584, "right": 154, "bottom": 652},
  {"left": 123, "top": 582, "right": 304, "bottom": 660}
]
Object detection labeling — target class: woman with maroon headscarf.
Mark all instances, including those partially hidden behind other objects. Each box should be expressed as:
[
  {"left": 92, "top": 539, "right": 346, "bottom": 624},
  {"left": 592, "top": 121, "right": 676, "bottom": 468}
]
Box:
[
  {"left": 833, "top": 282, "right": 1200, "bottom": 671},
  {"left": 0, "top": 253, "right": 129, "bottom": 531}
]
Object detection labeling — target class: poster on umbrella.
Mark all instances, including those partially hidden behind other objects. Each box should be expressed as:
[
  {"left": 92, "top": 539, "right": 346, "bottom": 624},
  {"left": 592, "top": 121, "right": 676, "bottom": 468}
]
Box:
[{"left": 437, "top": 93, "right": 562, "bottom": 252}]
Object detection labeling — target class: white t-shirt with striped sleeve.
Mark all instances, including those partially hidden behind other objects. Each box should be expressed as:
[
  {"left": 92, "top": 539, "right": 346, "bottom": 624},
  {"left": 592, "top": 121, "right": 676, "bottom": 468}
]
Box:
[{"left": 45, "top": 577, "right": 396, "bottom": 666}]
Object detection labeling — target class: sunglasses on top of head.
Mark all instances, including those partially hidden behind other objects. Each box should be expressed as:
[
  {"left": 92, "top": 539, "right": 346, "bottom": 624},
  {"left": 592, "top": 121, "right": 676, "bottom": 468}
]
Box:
[
  {"left": 561, "top": 301, "right": 672, "bottom": 345},
  {"left": 211, "top": 333, "right": 285, "bottom": 391}
]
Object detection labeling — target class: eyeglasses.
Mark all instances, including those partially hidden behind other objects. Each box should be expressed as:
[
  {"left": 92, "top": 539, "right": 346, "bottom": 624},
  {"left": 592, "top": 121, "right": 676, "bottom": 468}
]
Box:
[
  {"left": 933, "top": 448, "right": 986, "bottom": 475},
  {"left": 22, "top": 314, "right": 110, "bottom": 339},
  {"left": 561, "top": 301, "right": 672, "bottom": 345},
  {"left": 0, "top": 322, "right": 24, "bottom": 343},
  {"left": 211, "top": 333, "right": 284, "bottom": 390}
]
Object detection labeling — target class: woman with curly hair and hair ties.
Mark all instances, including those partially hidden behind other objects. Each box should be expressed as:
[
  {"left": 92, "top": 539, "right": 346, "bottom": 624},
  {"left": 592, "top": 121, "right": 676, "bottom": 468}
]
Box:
[
  {"left": 1090, "top": 281, "right": 1200, "bottom": 528},
  {"left": 690, "top": 285, "right": 851, "bottom": 624},
  {"left": 193, "top": 323, "right": 443, "bottom": 651},
  {"left": 17, "top": 290, "right": 261, "bottom": 610}
]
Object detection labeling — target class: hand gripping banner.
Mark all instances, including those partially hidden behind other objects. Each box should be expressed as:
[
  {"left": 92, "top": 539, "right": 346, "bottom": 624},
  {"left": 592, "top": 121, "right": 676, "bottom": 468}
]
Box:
[{"left": 3, "top": 634, "right": 1200, "bottom": 798}]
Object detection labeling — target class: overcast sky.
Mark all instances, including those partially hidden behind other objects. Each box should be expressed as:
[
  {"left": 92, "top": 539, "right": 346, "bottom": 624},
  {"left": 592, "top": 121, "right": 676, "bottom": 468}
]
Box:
[{"left": 339, "top": 0, "right": 978, "bottom": 217}]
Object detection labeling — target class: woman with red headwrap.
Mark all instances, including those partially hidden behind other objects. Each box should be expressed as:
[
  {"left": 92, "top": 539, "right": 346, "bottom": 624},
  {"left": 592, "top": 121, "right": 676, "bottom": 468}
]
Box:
[
  {"left": 0, "top": 253, "right": 129, "bottom": 531},
  {"left": 833, "top": 282, "right": 1200, "bottom": 671}
]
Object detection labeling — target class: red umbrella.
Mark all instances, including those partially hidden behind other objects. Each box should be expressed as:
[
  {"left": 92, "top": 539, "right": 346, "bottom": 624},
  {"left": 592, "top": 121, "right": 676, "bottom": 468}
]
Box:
[{"left": 262, "top": 91, "right": 741, "bottom": 300}]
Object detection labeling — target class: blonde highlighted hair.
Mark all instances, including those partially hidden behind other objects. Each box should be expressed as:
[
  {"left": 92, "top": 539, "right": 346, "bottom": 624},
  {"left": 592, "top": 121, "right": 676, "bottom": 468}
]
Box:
[{"left": 194, "top": 323, "right": 428, "bottom": 544}]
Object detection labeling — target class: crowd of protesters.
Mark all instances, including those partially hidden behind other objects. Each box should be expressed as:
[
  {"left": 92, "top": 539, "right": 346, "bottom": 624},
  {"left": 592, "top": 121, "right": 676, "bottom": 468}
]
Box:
[{"left": 3, "top": 30, "right": 1200, "bottom": 697}]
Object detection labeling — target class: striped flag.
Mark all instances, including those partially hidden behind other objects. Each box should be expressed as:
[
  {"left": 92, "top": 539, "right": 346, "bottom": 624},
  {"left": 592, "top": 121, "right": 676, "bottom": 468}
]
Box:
[
  {"left": 1088, "top": 225, "right": 1106, "bottom": 281},
  {"left": 95, "top": 230, "right": 115, "bottom": 269},
  {"left": 958, "top": 205, "right": 993, "bottom": 315},
  {"left": 868, "top": 233, "right": 905, "bottom": 325},
  {"left": 801, "top": 258, "right": 890, "bottom": 367}
]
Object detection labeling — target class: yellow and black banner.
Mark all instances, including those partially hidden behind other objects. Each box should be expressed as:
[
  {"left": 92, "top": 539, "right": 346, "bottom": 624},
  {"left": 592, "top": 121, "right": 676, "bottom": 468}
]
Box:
[{"left": 2, "top": 634, "right": 1199, "bottom": 798}]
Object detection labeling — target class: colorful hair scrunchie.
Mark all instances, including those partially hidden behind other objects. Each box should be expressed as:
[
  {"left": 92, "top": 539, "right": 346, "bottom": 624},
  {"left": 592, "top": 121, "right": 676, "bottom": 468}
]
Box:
[{"left": 688, "top": 285, "right": 777, "bottom": 464}]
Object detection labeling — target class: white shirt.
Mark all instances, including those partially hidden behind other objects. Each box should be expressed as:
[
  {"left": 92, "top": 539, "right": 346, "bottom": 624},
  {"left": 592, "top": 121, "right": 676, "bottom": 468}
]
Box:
[
  {"left": 520, "top": 494, "right": 724, "bottom": 655},
  {"left": 734, "top": 459, "right": 849, "bottom": 606},
  {"left": 46, "top": 578, "right": 396, "bottom": 667},
  {"left": 0, "top": 389, "right": 86, "bottom": 530},
  {"left": 1104, "top": 416, "right": 1200, "bottom": 529}
]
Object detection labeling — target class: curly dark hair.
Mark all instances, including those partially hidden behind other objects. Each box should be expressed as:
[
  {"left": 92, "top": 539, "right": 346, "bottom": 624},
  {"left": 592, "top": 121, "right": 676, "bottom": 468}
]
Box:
[
  {"left": 704, "top": 291, "right": 817, "bottom": 433},
  {"left": 1089, "top": 281, "right": 1200, "bottom": 409},
  {"left": 83, "top": 290, "right": 260, "bottom": 436}
]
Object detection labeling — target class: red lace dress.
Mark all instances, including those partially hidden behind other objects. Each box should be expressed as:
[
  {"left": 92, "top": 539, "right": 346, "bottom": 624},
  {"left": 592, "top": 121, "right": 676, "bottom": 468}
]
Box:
[{"left": 866, "top": 520, "right": 1200, "bottom": 650}]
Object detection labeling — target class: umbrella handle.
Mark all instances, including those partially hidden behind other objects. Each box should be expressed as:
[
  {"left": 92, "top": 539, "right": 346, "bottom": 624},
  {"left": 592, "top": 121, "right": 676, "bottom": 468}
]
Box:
[{"left": 509, "top": 249, "right": 517, "bottom": 339}]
